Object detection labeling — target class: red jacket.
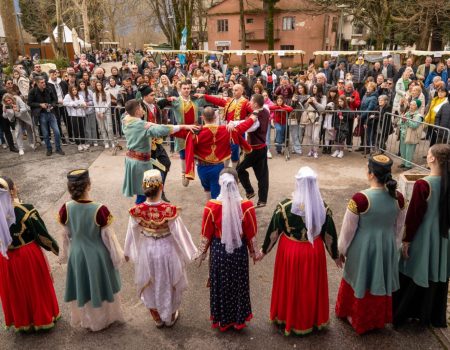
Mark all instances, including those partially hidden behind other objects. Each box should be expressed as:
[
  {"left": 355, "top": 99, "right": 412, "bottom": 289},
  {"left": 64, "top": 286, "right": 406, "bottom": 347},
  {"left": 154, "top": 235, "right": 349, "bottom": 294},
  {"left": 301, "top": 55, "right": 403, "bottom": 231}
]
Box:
[
  {"left": 269, "top": 104, "right": 293, "bottom": 125},
  {"left": 338, "top": 90, "right": 361, "bottom": 111}
]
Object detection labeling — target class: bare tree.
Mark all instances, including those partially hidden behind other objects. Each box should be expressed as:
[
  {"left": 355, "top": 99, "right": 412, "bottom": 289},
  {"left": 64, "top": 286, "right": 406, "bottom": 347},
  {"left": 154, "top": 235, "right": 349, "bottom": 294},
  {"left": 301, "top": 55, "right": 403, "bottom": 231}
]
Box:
[
  {"left": 70, "top": 0, "right": 91, "bottom": 45},
  {"left": 0, "top": 0, "right": 20, "bottom": 64}
]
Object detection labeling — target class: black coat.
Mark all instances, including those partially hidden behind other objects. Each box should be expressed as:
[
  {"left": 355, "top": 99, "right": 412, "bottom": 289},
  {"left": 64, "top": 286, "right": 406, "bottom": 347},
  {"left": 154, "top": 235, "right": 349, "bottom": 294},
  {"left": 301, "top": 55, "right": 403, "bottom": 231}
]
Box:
[{"left": 435, "top": 102, "right": 450, "bottom": 131}]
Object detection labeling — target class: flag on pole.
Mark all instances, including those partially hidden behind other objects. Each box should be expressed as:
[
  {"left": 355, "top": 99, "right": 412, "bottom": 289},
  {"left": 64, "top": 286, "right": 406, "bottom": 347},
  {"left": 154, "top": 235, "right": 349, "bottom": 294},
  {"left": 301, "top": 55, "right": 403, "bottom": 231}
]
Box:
[{"left": 178, "top": 27, "right": 187, "bottom": 65}]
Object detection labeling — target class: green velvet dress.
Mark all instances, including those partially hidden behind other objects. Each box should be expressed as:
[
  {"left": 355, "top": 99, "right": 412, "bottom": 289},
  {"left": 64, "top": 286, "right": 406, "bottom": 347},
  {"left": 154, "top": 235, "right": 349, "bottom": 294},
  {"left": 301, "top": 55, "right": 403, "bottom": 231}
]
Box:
[{"left": 121, "top": 115, "right": 173, "bottom": 197}]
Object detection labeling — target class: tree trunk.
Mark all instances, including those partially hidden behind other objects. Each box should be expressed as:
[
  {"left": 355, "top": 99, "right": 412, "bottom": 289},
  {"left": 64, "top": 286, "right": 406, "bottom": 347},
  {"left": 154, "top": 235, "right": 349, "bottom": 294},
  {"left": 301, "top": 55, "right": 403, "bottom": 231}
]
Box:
[
  {"left": 80, "top": 0, "right": 91, "bottom": 45},
  {"left": 239, "top": 0, "right": 246, "bottom": 68},
  {"left": 266, "top": 1, "right": 275, "bottom": 66},
  {"left": 0, "top": 0, "right": 20, "bottom": 64},
  {"left": 55, "top": 0, "right": 64, "bottom": 58}
]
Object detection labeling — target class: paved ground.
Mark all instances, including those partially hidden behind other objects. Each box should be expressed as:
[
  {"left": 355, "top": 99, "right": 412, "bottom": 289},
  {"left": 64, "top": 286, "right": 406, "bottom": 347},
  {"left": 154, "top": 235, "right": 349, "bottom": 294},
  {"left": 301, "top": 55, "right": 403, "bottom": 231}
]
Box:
[{"left": 0, "top": 142, "right": 447, "bottom": 350}]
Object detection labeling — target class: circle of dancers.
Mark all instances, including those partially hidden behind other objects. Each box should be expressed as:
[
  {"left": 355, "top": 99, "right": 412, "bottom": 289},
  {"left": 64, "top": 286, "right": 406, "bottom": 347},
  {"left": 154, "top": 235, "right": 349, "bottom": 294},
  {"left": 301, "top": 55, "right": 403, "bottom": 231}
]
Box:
[{"left": 0, "top": 92, "right": 450, "bottom": 337}]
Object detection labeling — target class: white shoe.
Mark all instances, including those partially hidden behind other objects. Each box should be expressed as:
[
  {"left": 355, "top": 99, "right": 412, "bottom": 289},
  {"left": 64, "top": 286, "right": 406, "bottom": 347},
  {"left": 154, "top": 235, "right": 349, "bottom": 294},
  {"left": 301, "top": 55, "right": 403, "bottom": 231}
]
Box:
[
  {"left": 307, "top": 150, "right": 314, "bottom": 157},
  {"left": 93, "top": 142, "right": 98, "bottom": 147},
  {"left": 83, "top": 144, "right": 90, "bottom": 150},
  {"left": 30, "top": 144, "right": 35, "bottom": 150},
  {"left": 331, "top": 150, "right": 339, "bottom": 158},
  {"left": 78, "top": 145, "right": 84, "bottom": 152},
  {"left": 267, "top": 151, "right": 273, "bottom": 159},
  {"left": 2, "top": 144, "right": 7, "bottom": 149},
  {"left": 338, "top": 150, "right": 344, "bottom": 158},
  {"left": 19, "top": 149, "right": 24, "bottom": 156},
  {"left": 105, "top": 143, "right": 110, "bottom": 149},
  {"left": 313, "top": 152, "right": 319, "bottom": 159}
]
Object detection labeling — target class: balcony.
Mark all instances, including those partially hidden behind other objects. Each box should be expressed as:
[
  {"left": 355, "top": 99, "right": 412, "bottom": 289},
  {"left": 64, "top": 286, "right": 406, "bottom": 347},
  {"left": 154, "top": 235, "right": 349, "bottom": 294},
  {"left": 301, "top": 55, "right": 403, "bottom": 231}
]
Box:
[{"left": 239, "top": 29, "right": 280, "bottom": 42}]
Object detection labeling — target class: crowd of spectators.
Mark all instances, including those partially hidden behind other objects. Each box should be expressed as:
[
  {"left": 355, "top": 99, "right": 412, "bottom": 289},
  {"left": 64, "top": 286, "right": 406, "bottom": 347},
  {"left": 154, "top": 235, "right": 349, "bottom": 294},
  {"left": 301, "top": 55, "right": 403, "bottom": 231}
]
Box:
[{"left": 1, "top": 50, "right": 450, "bottom": 166}]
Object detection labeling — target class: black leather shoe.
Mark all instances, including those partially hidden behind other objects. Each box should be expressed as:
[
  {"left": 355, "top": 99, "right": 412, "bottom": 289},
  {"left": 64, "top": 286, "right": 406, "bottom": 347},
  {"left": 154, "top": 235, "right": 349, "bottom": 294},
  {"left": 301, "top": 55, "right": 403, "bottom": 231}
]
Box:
[
  {"left": 46, "top": 149, "right": 52, "bottom": 156},
  {"left": 10, "top": 147, "right": 19, "bottom": 153},
  {"left": 56, "top": 149, "right": 65, "bottom": 155}
]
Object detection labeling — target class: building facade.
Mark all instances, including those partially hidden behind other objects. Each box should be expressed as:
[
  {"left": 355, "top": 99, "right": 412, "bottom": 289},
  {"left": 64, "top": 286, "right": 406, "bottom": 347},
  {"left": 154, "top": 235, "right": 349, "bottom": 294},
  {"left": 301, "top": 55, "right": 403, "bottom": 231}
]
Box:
[{"left": 207, "top": 0, "right": 339, "bottom": 65}]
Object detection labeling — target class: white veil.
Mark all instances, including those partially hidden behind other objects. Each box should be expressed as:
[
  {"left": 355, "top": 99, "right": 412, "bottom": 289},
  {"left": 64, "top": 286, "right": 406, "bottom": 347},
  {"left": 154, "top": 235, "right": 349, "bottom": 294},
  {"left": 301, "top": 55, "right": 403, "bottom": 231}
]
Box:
[
  {"left": 291, "top": 167, "right": 326, "bottom": 244},
  {"left": 0, "top": 188, "right": 14, "bottom": 258},
  {"left": 217, "top": 173, "right": 243, "bottom": 254}
]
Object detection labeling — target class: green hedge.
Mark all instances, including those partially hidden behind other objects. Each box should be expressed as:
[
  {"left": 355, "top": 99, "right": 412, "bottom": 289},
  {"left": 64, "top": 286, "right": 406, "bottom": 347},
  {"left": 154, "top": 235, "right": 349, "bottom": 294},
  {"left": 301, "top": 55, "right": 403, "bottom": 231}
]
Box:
[{"left": 40, "top": 57, "right": 70, "bottom": 69}]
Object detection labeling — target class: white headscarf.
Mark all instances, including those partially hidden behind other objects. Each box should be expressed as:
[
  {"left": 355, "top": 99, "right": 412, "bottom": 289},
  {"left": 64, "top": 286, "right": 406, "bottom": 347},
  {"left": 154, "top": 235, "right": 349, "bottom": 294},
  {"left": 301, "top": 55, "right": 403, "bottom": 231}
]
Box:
[
  {"left": 291, "top": 167, "right": 326, "bottom": 244},
  {"left": 0, "top": 188, "right": 14, "bottom": 258},
  {"left": 217, "top": 173, "right": 243, "bottom": 254}
]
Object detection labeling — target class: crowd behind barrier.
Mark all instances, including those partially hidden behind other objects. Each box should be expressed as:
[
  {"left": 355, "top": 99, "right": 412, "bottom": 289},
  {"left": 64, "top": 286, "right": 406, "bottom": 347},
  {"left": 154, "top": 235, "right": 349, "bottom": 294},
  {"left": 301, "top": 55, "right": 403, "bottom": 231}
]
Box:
[{"left": 1, "top": 49, "right": 450, "bottom": 170}]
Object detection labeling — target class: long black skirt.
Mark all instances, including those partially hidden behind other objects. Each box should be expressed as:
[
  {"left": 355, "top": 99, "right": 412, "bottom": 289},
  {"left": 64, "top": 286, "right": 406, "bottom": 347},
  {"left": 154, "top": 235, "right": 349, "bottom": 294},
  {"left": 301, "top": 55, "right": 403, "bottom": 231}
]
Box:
[
  {"left": 393, "top": 272, "right": 448, "bottom": 327},
  {"left": 209, "top": 237, "right": 253, "bottom": 331}
]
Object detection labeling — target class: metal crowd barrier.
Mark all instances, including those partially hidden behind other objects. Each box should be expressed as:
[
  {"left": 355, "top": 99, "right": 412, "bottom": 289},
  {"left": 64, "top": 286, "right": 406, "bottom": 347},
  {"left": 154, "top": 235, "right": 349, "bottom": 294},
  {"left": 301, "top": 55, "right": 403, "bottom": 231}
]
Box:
[
  {"left": 271, "top": 109, "right": 381, "bottom": 161},
  {"left": 376, "top": 112, "right": 450, "bottom": 170}
]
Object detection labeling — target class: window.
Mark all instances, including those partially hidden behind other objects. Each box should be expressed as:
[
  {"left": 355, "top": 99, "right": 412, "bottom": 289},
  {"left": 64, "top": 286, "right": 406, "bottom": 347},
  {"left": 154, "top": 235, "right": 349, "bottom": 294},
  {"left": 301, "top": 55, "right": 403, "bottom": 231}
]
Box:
[
  {"left": 353, "top": 23, "right": 364, "bottom": 35},
  {"left": 280, "top": 45, "right": 294, "bottom": 50},
  {"left": 282, "top": 17, "right": 295, "bottom": 31},
  {"left": 217, "top": 19, "right": 228, "bottom": 32},
  {"left": 332, "top": 17, "right": 338, "bottom": 33},
  {"left": 246, "top": 18, "right": 254, "bottom": 24}
]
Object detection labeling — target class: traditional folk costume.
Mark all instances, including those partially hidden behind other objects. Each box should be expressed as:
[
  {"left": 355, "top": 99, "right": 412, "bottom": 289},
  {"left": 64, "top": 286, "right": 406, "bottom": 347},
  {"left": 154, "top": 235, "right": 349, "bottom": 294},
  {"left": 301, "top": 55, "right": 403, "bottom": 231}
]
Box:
[
  {"left": 261, "top": 167, "right": 338, "bottom": 336},
  {"left": 140, "top": 86, "right": 172, "bottom": 188},
  {"left": 173, "top": 117, "right": 255, "bottom": 199},
  {"left": 0, "top": 182, "right": 60, "bottom": 332},
  {"left": 394, "top": 175, "right": 450, "bottom": 327},
  {"left": 59, "top": 170, "right": 125, "bottom": 332},
  {"left": 203, "top": 95, "right": 253, "bottom": 162},
  {"left": 237, "top": 107, "right": 270, "bottom": 206},
  {"left": 121, "top": 112, "right": 177, "bottom": 203},
  {"left": 335, "top": 155, "right": 406, "bottom": 334},
  {"left": 163, "top": 96, "right": 205, "bottom": 185},
  {"left": 196, "top": 173, "right": 258, "bottom": 331},
  {"left": 124, "top": 170, "right": 197, "bottom": 327}
]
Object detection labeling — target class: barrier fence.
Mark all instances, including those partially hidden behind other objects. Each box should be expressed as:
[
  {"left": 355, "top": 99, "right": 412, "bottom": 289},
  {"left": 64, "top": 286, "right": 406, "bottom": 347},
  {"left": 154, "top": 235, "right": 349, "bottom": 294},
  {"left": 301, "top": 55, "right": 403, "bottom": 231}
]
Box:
[{"left": 23, "top": 105, "right": 450, "bottom": 169}]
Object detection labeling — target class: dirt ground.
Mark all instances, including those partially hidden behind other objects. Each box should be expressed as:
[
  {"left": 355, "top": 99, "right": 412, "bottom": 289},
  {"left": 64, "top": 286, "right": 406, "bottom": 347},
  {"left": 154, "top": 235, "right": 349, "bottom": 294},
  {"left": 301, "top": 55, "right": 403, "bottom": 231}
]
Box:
[{"left": 0, "top": 142, "right": 446, "bottom": 350}]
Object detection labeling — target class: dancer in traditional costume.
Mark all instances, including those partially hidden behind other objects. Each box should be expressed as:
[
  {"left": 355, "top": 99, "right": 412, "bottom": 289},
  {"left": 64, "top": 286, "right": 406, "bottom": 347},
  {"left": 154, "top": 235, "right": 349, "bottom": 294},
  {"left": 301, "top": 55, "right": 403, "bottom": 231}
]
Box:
[
  {"left": 173, "top": 107, "right": 257, "bottom": 200},
  {"left": 198, "top": 84, "right": 253, "bottom": 167},
  {"left": 0, "top": 176, "right": 60, "bottom": 332},
  {"left": 122, "top": 99, "right": 199, "bottom": 204},
  {"left": 393, "top": 144, "right": 450, "bottom": 327},
  {"left": 162, "top": 82, "right": 206, "bottom": 186},
  {"left": 195, "top": 168, "right": 259, "bottom": 331},
  {"left": 258, "top": 167, "right": 339, "bottom": 336},
  {"left": 124, "top": 169, "right": 197, "bottom": 328},
  {"left": 139, "top": 85, "right": 172, "bottom": 202},
  {"left": 59, "top": 169, "right": 125, "bottom": 331},
  {"left": 335, "top": 155, "right": 406, "bottom": 334}
]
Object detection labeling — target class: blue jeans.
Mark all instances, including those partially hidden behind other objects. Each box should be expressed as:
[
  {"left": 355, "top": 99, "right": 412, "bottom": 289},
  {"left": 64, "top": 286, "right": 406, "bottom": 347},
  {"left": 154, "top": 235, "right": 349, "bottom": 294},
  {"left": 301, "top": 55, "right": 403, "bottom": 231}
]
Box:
[
  {"left": 274, "top": 123, "right": 286, "bottom": 153},
  {"left": 197, "top": 163, "right": 224, "bottom": 199},
  {"left": 179, "top": 149, "right": 185, "bottom": 160},
  {"left": 39, "top": 112, "right": 61, "bottom": 151},
  {"left": 266, "top": 124, "right": 271, "bottom": 149},
  {"left": 231, "top": 143, "right": 240, "bottom": 162}
]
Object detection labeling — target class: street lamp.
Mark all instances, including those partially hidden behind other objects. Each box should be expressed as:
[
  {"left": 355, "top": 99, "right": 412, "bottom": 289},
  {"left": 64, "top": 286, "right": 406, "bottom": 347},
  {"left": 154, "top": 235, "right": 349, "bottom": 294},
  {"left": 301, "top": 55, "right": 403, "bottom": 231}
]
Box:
[
  {"left": 15, "top": 12, "right": 25, "bottom": 55},
  {"left": 337, "top": 4, "right": 350, "bottom": 51}
]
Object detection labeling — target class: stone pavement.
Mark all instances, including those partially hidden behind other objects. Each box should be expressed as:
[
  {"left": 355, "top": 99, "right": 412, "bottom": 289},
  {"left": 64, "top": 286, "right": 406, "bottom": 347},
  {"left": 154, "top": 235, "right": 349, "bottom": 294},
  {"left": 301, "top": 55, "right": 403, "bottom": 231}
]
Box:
[{"left": 0, "top": 143, "right": 447, "bottom": 350}]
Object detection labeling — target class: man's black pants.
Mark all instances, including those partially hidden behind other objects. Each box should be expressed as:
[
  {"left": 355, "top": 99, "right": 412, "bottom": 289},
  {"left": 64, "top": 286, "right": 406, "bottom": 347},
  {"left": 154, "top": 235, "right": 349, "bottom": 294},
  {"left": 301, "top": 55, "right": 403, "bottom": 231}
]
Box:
[{"left": 237, "top": 146, "right": 269, "bottom": 203}]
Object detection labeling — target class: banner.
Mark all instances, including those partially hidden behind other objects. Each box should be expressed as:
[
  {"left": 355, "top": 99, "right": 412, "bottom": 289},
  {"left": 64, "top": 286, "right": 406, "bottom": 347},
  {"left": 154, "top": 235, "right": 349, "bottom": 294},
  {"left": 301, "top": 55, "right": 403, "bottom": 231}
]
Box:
[{"left": 178, "top": 27, "right": 187, "bottom": 65}]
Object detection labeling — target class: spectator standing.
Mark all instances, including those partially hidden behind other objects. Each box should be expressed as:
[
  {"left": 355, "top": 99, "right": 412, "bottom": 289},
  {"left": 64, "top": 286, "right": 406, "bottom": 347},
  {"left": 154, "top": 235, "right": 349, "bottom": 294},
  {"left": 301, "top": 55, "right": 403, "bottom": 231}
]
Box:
[
  {"left": 63, "top": 86, "right": 87, "bottom": 152},
  {"left": 425, "top": 62, "right": 448, "bottom": 89},
  {"left": 93, "top": 82, "right": 114, "bottom": 149},
  {"left": 79, "top": 80, "right": 97, "bottom": 148},
  {"left": 350, "top": 55, "right": 368, "bottom": 92},
  {"left": 320, "top": 61, "right": 333, "bottom": 84},
  {"left": 28, "top": 77, "right": 65, "bottom": 156},
  {"left": 48, "top": 69, "right": 69, "bottom": 145},
  {"left": 416, "top": 56, "right": 435, "bottom": 82}
]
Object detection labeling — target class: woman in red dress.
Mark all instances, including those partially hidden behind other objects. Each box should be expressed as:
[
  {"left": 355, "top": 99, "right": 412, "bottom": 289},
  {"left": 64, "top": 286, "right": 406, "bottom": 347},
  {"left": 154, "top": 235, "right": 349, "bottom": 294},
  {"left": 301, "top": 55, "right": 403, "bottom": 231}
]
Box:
[{"left": 0, "top": 176, "right": 60, "bottom": 332}]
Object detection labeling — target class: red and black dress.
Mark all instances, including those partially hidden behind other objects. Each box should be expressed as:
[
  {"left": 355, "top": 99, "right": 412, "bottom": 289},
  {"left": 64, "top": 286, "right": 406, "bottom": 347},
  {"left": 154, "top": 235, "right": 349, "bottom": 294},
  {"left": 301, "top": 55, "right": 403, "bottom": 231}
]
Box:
[
  {"left": 196, "top": 199, "right": 258, "bottom": 331},
  {"left": 0, "top": 202, "right": 60, "bottom": 331}
]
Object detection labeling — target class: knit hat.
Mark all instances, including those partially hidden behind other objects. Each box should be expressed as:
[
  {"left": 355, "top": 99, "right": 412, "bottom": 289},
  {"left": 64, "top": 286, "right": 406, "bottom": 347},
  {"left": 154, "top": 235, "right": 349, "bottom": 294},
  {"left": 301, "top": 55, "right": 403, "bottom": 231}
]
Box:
[{"left": 414, "top": 99, "right": 422, "bottom": 108}]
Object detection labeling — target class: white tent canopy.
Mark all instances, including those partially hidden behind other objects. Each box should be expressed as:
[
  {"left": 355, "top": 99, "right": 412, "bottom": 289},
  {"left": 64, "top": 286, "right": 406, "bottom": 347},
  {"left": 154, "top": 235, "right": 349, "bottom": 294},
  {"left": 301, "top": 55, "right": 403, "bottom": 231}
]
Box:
[{"left": 43, "top": 24, "right": 91, "bottom": 48}]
